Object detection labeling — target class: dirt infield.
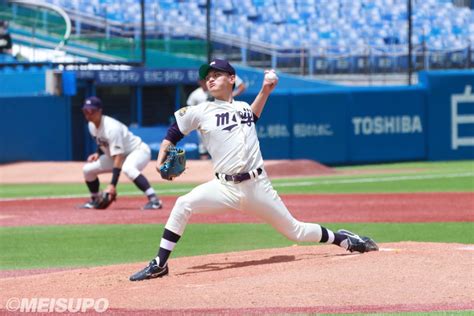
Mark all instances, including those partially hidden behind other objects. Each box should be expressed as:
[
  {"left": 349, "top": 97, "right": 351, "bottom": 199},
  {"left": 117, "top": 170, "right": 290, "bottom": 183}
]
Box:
[
  {"left": 1, "top": 243, "right": 473, "bottom": 314},
  {"left": 0, "top": 192, "right": 472, "bottom": 227},
  {"left": 0, "top": 193, "right": 473, "bottom": 314},
  {"left": 0, "top": 160, "right": 336, "bottom": 184}
]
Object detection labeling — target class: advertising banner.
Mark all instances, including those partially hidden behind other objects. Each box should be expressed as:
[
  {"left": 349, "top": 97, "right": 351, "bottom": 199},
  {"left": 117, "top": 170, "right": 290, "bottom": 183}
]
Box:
[
  {"left": 348, "top": 87, "right": 426, "bottom": 163},
  {"left": 420, "top": 71, "right": 474, "bottom": 160}
]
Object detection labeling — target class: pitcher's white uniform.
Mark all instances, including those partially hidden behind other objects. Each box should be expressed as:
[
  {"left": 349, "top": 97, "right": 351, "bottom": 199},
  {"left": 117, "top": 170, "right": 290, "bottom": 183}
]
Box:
[
  {"left": 83, "top": 115, "right": 151, "bottom": 182},
  {"left": 165, "top": 100, "right": 324, "bottom": 242},
  {"left": 129, "top": 61, "right": 378, "bottom": 281}
]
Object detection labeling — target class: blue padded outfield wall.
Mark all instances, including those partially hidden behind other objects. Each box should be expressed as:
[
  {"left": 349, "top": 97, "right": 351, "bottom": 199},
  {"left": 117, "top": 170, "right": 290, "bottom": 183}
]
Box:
[
  {"left": 240, "top": 70, "right": 473, "bottom": 164},
  {"left": 0, "top": 70, "right": 472, "bottom": 163},
  {"left": 420, "top": 71, "right": 474, "bottom": 161},
  {"left": 346, "top": 86, "right": 426, "bottom": 163},
  {"left": 240, "top": 86, "right": 428, "bottom": 164},
  {"left": 0, "top": 96, "right": 72, "bottom": 162}
]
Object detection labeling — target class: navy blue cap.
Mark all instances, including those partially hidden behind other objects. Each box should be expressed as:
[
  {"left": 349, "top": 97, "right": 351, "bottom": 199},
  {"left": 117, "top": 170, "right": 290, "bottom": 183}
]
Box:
[
  {"left": 82, "top": 96, "right": 102, "bottom": 110},
  {"left": 199, "top": 59, "right": 235, "bottom": 80}
]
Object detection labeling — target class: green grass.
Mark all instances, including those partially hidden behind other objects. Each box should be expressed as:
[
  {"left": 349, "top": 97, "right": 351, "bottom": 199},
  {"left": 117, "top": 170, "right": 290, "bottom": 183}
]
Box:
[
  {"left": 335, "top": 160, "right": 474, "bottom": 170},
  {"left": 0, "top": 160, "right": 473, "bottom": 198},
  {"left": 0, "top": 222, "right": 472, "bottom": 270}
]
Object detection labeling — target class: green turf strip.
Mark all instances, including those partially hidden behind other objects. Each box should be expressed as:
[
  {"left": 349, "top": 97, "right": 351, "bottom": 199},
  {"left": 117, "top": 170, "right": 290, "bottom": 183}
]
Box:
[
  {"left": 0, "top": 161, "right": 472, "bottom": 198},
  {"left": 0, "top": 222, "right": 472, "bottom": 270}
]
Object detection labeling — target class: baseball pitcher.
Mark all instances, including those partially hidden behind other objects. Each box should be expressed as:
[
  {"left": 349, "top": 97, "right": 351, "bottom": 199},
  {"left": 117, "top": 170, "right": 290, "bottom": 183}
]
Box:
[{"left": 130, "top": 59, "right": 378, "bottom": 281}]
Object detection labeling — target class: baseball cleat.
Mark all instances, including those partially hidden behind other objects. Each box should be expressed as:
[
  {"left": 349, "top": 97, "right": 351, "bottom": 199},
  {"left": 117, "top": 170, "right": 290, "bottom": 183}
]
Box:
[
  {"left": 142, "top": 200, "right": 163, "bottom": 210},
  {"left": 338, "top": 229, "right": 379, "bottom": 253},
  {"left": 79, "top": 199, "right": 99, "bottom": 209},
  {"left": 129, "top": 259, "right": 168, "bottom": 281}
]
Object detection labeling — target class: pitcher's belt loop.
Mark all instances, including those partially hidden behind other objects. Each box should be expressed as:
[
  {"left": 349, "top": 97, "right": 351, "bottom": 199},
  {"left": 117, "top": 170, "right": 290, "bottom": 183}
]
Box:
[{"left": 215, "top": 168, "right": 263, "bottom": 183}]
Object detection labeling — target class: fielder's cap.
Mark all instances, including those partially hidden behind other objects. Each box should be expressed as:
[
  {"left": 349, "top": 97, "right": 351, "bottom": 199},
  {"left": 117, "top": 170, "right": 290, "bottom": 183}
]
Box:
[
  {"left": 82, "top": 96, "right": 102, "bottom": 110},
  {"left": 199, "top": 59, "right": 235, "bottom": 80}
]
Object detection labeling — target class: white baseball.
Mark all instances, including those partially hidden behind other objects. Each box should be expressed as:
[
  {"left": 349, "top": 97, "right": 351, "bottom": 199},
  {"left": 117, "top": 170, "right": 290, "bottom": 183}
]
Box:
[{"left": 265, "top": 70, "right": 278, "bottom": 82}]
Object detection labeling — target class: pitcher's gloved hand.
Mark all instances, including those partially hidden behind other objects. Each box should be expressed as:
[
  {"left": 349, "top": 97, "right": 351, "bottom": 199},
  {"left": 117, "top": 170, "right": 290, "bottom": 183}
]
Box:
[{"left": 158, "top": 146, "right": 186, "bottom": 181}]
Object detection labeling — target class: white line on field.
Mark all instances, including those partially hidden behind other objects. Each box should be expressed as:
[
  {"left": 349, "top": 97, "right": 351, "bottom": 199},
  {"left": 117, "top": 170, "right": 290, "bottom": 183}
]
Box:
[
  {"left": 1, "top": 172, "right": 472, "bottom": 202},
  {"left": 0, "top": 188, "right": 192, "bottom": 202},
  {"left": 273, "top": 172, "right": 474, "bottom": 187},
  {"left": 457, "top": 245, "right": 474, "bottom": 251}
]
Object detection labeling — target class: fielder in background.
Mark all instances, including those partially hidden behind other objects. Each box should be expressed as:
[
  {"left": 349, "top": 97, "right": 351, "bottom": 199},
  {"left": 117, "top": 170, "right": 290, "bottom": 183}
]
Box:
[
  {"left": 130, "top": 59, "right": 378, "bottom": 281},
  {"left": 186, "top": 75, "right": 247, "bottom": 159},
  {"left": 187, "top": 74, "right": 246, "bottom": 107},
  {"left": 80, "top": 96, "right": 163, "bottom": 210}
]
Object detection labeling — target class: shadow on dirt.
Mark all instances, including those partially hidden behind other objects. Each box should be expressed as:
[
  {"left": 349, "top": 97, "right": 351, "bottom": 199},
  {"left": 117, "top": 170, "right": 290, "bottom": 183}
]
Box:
[{"left": 176, "top": 251, "right": 351, "bottom": 276}]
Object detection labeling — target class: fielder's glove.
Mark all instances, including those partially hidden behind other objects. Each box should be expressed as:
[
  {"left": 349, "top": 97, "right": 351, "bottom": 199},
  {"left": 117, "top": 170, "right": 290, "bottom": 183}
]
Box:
[
  {"left": 96, "top": 191, "right": 116, "bottom": 209},
  {"left": 159, "top": 146, "right": 186, "bottom": 181}
]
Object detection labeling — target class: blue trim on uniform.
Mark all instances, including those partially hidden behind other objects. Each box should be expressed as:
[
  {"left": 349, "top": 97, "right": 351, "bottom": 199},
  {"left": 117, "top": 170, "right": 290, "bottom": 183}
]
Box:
[
  {"left": 253, "top": 112, "right": 259, "bottom": 123},
  {"left": 110, "top": 167, "right": 121, "bottom": 186},
  {"left": 165, "top": 122, "right": 185, "bottom": 145}
]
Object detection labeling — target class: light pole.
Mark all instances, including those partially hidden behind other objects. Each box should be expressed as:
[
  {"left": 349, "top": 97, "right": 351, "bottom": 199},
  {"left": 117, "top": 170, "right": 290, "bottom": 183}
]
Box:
[
  {"left": 206, "top": 0, "right": 212, "bottom": 62},
  {"left": 140, "top": 0, "right": 146, "bottom": 66},
  {"left": 407, "top": 0, "right": 413, "bottom": 85}
]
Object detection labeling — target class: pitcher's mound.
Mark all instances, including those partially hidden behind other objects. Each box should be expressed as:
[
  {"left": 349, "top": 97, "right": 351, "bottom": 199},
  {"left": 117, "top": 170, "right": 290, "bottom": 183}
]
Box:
[{"left": 1, "top": 242, "right": 472, "bottom": 314}]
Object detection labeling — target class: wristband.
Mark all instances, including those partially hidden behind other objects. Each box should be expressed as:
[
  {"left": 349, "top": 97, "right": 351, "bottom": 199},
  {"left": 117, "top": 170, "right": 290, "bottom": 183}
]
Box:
[{"left": 110, "top": 167, "right": 121, "bottom": 186}]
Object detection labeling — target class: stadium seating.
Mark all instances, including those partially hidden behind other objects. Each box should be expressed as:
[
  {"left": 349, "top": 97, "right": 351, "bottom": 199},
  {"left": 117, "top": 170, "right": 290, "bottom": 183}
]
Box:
[{"left": 31, "top": 0, "right": 474, "bottom": 72}]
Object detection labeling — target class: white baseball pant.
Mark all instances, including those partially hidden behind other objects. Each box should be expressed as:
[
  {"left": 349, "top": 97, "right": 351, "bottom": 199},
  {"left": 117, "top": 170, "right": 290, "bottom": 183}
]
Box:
[
  {"left": 165, "top": 169, "right": 324, "bottom": 242},
  {"left": 83, "top": 142, "right": 151, "bottom": 181}
]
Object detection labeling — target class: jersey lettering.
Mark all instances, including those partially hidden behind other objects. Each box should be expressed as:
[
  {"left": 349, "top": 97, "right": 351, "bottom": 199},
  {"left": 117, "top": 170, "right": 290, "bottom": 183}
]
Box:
[
  {"left": 215, "top": 112, "right": 230, "bottom": 126},
  {"left": 239, "top": 109, "right": 253, "bottom": 126},
  {"left": 216, "top": 110, "right": 255, "bottom": 131}
]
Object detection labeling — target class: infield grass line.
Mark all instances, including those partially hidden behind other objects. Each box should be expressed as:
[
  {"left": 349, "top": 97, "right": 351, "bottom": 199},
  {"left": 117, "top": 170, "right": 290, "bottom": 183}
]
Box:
[
  {"left": 273, "top": 172, "right": 474, "bottom": 187},
  {"left": 1, "top": 170, "right": 473, "bottom": 200}
]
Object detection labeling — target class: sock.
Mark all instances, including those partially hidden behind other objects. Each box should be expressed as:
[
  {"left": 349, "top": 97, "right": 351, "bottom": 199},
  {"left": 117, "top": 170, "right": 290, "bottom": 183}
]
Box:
[
  {"left": 155, "top": 229, "right": 181, "bottom": 268},
  {"left": 133, "top": 174, "right": 151, "bottom": 192},
  {"left": 145, "top": 187, "right": 158, "bottom": 202},
  {"left": 134, "top": 175, "right": 159, "bottom": 201},
  {"left": 86, "top": 179, "right": 100, "bottom": 196},
  {"left": 320, "top": 227, "right": 350, "bottom": 250},
  {"left": 319, "top": 226, "right": 339, "bottom": 245}
]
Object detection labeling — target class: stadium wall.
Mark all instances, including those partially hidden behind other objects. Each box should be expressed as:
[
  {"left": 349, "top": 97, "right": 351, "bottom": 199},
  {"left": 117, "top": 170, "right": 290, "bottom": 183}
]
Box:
[
  {"left": 239, "top": 86, "right": 428, "bottom": 164},
  {"left": 0, "top": 71, "right": 46, "bottom": 96},
  {"left": 0, "top": 70, "right": 472, "bottom": 164},
  {"left": 420, "top": 70, "right": 474, "bottom": 161},
  {"left": 0, "top": 95, "right": 72, "bottom": 162}
]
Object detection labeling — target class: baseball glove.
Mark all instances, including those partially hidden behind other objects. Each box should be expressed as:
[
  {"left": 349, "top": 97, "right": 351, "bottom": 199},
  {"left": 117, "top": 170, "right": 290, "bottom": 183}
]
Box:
[
  {"left": 159, "top": 146, "right": 186, "bottom": 181},
  {"left": 96, "top": 191, "right": 116, "bottom": 209}
]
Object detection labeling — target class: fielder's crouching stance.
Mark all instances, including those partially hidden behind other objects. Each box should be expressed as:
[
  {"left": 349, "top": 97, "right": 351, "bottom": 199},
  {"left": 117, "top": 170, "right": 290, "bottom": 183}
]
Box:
[
  {"left": 80, "top": 96, "right": 162, "bottom": 210},
  {"left": 130, "top": 59, "right": 378, "bottom": 281}
]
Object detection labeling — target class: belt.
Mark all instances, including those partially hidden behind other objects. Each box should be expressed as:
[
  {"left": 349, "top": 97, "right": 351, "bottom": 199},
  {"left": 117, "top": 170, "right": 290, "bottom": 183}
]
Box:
[{"left": 216, "top": 168, "right": 263, "bottom": 183}]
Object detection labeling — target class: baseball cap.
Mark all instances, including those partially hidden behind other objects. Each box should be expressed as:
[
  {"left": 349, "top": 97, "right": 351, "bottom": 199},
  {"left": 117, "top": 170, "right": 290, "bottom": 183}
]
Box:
[
  {"left": 82, "top": 96, "right": 102, "bottom": 110},
  {"left": 199, "top": 59, "right": 235, "bottom": 80}
]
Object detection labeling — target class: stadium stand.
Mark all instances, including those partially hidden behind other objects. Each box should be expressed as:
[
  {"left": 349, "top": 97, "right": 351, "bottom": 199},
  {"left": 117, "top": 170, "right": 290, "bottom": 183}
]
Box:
[{"left": 1, "top": 0, "right": 473, "bottom": 75}]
